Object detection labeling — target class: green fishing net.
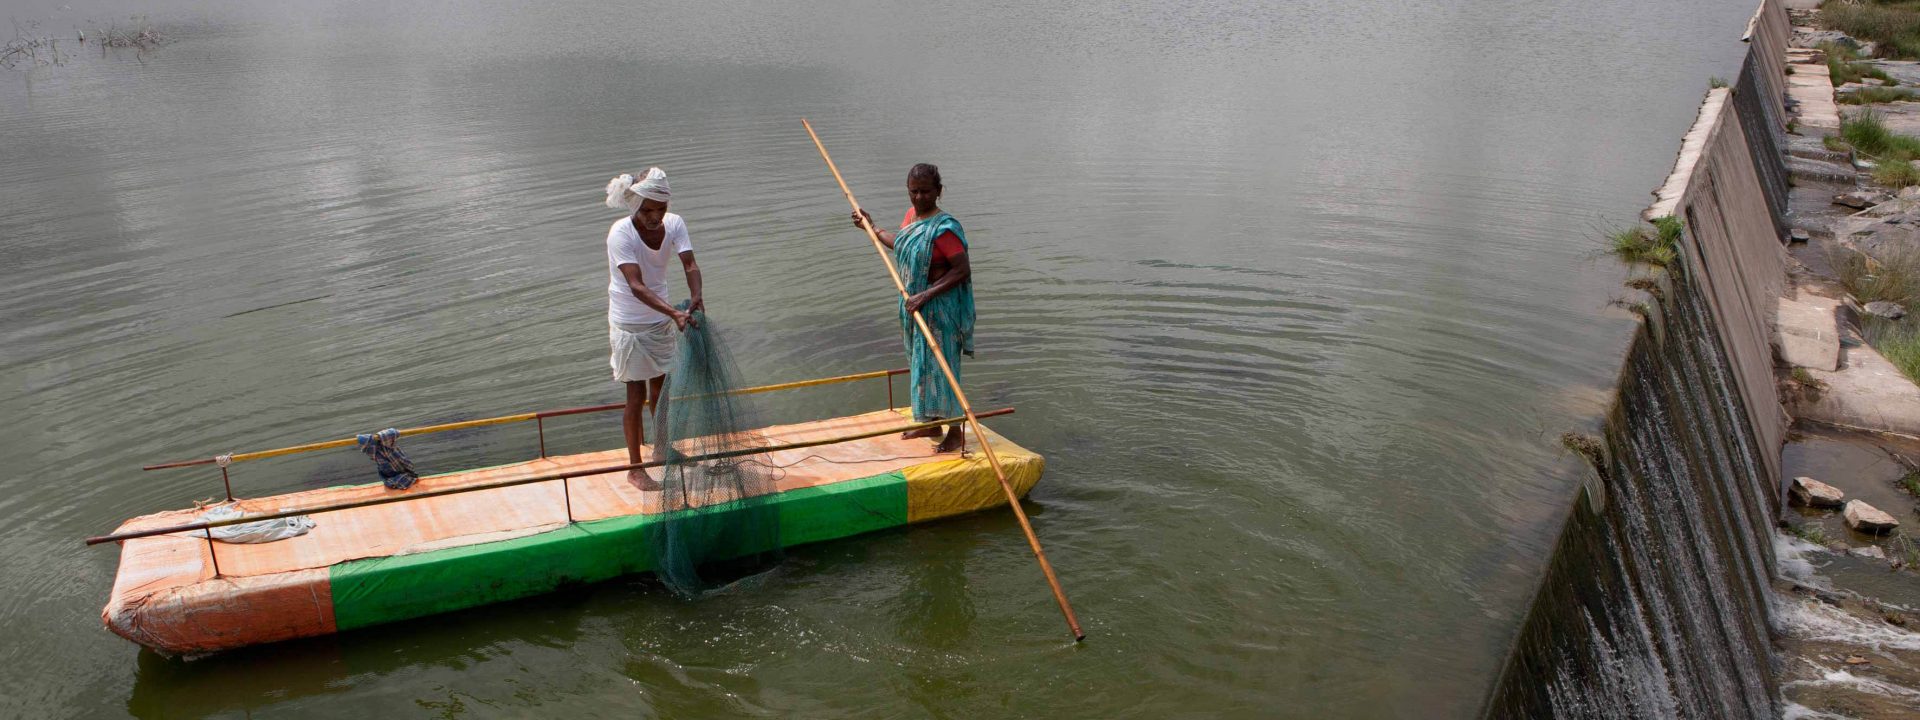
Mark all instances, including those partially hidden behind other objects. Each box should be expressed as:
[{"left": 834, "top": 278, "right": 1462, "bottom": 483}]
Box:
[{"left": 646, "top": 301, "right": 783, "bottom": 597}]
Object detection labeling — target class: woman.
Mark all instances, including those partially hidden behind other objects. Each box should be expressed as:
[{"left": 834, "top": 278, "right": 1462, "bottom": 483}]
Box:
[{"left": 852, "top": 163, "right": 975, "bottom": 453}]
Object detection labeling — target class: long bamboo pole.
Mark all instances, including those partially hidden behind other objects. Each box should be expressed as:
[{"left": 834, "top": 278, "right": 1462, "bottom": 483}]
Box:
[
  {"left": 142, "top": 367, "right": 909, "bottom": 471},
  {"left": 88, "top": 407, "right": 1015, "bottom": 546},
  {"left": 801, "top": 119, "right": 1085, "bottom": 641}
]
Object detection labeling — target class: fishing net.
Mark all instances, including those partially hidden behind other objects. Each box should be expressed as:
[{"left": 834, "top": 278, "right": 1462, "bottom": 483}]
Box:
[{"left": 646, "top": 301, "right": 783, "bottom": 597}]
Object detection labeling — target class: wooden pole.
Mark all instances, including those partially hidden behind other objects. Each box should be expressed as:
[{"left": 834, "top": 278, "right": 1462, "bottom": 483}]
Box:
[
  {"left": 87, "top": 408, "right": 1016, "bottom": 546},
  {"left": 801, "top": 119, "right": 1085, "bottom": 641}
]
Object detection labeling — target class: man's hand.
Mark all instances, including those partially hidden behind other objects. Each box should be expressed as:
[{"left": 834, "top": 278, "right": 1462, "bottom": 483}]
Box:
[
  {"left": 672, "top": 310, "right": 699, "bottom": 331},
  {"left": 688, "top": 295, "right": 705, "bottom": 313},
  {"left": 905, "top": 292, "right": 929, "bottom": 315}
]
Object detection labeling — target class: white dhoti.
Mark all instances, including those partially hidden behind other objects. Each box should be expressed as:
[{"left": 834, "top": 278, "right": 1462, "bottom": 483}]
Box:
[{"left": 610, "top": 320, "right": 676, "bottom": 383}]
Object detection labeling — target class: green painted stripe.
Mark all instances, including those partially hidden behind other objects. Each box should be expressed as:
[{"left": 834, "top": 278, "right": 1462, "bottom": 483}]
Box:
[{"left": 328, "top": 470, "right": 908, "bottom": 630}]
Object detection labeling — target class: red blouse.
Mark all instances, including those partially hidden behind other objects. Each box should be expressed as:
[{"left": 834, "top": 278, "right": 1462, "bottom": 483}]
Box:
[{"left": 902, "top": 210, "right": 965, "bottom": 262}]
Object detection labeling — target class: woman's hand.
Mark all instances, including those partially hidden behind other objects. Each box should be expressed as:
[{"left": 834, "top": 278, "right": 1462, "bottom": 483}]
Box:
[
  {"left": 851, "top": 209, "right": 876, "bottom": 230},
  {"left": 904, "top": 292, "right": 930, "bottom": 315}
]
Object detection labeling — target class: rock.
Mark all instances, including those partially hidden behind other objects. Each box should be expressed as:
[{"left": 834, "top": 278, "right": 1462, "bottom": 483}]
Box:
[
  {"left": 1836, "top": 190, "right": 1892, "bottom": 209},
  {"left": 1828, "top": 541, "right": 1850, "bottom": 552},
  {"left": 1846, "top": 654, "right": 1872, "bottom": 665},
  {"left": 1792, "top": 29, "right": 1858, "bottom": 50},
  {"left": 1864, "top": 300, "right": 1908, "bottom": 319},
  {"left": 1900, "top": 185, "right": 1920, "bottom": 201},
  {"left": 1839, "top": 82, "right": 1872, "bottom": 96},
  {"left": 1852, "top": 545, "right": 1886, "bottom": 559},
  {"left": 1845, "top": 500, "right": 1900, "bottom": 534},
  {"left": 1791, "top": 476, "right": 1848, "bottom": 508},
  {"left": 1790, "top": 228, "right": 1812, "bottom": 243}
]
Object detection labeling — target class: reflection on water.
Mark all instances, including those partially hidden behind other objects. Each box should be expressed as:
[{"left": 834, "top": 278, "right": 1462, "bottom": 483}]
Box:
[{"left": 1, "top": 0, "right": 1762, "bottom": 716}]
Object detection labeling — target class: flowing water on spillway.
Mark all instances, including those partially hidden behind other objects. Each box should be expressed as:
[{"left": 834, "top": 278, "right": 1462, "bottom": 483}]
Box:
[
  {"left": 0, "top": 0, "right": 1764, "bottom": 716},
  {"left": 1484, "top": 270, "right": 1781, "bottom": 719}
]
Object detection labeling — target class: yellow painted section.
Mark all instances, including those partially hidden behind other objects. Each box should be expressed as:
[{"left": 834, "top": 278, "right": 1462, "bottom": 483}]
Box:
[{"left": 904, "top": 422, "right": 1046, "bottom": 523}]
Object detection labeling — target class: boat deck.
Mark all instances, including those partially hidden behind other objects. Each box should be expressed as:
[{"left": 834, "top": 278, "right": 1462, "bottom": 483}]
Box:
[{"left": 103, "top": 409, "right": 1043, "bottom": 655}]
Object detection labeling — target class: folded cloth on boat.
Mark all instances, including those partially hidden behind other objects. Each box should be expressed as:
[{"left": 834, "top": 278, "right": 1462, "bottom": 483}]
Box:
[
  {"left": 198, "top": 503, "right": 315, "bottom": 544},
  {"left": 604, "top": 167, "right": 671, "bottom": 210},
  {"left": 356, "top": 427, "right": 419, "bottom": 490},
  {"left": 610, "top": 319, "right": 676, "bottom": 383}
]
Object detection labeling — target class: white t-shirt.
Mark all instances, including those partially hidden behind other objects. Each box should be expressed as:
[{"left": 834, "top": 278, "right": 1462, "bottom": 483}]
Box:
[{"left": 606, "top": 213, "right": 693, "bottom": 325}]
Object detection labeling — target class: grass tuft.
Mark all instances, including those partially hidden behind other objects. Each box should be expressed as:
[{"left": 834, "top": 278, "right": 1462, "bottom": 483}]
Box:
[
  {"left": 1833, "top": 245, "right": 1920, "bottom": 307},
  {"left": 1876, "top": 158, "right": 1920, "bottom": 187},
  {"left": 1841, "top": 86, "right": 1920, "bottom": 104},
  {"left": 1792, "top": 522, "right": 1832, "bottom": 546},
  {"left": 1827, "top": 134, "right": 1854, "bottom": 153},
  {"left": 1901, "top": 469, "right": 1920, "bottom": 497},
  {"left": 1892, "top": 532, "right": 1920, "bottom": 570},
  {"left": 1791, "top": 367, "right": 1829, "bottom": 401},
  {"left": 1842, "top": 111, "right": 1920, "bottom": 160},
  {"left": 1822, "top": 40, "right": 1897, "bottom": 83},
  {"left": 1710, "top": 76, "right": 1730, "bottom": 89},
  {"left": 1864, "top": 316, "right": 1920, "bottom": 385},
  {"left": 1609, "top": 228, "right": 1675, "bottom": 268}
]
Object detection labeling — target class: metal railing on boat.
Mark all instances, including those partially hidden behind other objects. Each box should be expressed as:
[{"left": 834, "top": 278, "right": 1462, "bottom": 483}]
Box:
[
  {"left": 85, "top": 406, "right": 1014, "bottom": 550},
  {"left": 95, "top": 367, "right": 947, "bottom": 574},
  {"left": 139, "top": 367, "right": 910, "bottom": 501}
]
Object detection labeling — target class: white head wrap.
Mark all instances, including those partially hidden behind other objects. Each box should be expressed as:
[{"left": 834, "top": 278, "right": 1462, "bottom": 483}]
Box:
[{"left": 604, "top": 167, "right": 671, "bottom": 210}]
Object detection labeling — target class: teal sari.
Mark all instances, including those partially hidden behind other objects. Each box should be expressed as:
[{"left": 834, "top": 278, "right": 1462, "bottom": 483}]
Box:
[{"left": 894, "top": 212, "right": 975, "bottom": 423}]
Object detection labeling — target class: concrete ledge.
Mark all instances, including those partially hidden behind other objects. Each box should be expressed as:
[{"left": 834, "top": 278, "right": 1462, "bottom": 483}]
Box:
[
  {"left": 1787, "top": 53, "right": 1841, "bottom": 133},
  {"left": 1795, "top": 342, "right": 1920, "bottom": 436}
]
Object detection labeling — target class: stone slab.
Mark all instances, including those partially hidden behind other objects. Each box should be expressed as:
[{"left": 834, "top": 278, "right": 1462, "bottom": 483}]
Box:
[{"left": 1776, "top": 295, "right": 1843, "bottom": 371}]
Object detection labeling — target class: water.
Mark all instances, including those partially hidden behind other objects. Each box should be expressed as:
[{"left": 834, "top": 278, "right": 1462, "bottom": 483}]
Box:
[{"left": 0, "top": 0, "right": 1760, "bottom": 716}]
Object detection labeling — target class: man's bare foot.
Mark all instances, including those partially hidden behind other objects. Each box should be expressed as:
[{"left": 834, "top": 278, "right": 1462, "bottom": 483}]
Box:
[
  {"left": 902, "top": 426, "right": 942, "bottom": 440},
  {"left": 934, "top": 426, "right": 965, "bottom": 453},
  {"left": 628, "top": 467, "right": 662, "bottom": 491}
]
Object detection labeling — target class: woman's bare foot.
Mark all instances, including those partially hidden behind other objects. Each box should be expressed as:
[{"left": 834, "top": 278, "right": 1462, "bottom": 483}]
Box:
[
  {"left": 902, "top": 426, "right": 942, "bottom": 440},
  {"left": 628, "top": 467, "right": 662, "bottom": 491},
  {"left": 934, "top": 425, "right": 965, "bottom": 453}
]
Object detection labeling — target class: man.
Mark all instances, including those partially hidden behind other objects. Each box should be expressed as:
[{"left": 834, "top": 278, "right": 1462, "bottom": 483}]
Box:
[
  {"left": 851, "top": 163, "right": 974, "bottom": 453},
  {"left": 605, "top": 167, "right": 702, "bottom": 490}
]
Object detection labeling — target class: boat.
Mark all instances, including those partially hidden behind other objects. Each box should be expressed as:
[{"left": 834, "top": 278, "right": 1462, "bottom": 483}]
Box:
[{"left": 91, "top": 369, "right": 1042, "bottom": 656}]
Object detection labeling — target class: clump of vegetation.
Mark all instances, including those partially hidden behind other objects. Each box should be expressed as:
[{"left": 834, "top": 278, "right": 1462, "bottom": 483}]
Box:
[
  {"left": 1792, "top": 522, "right": 1833, "bottom": 546},
  {"left": 1822, "top": 40, "right": 1897, "bottom": 84},
  {"left": 1826, "top": 135, "right": 1854, "bottom": 153},
  {"left": 1833, "top": 245, "right": 1920, "bottom": 307},
  {"left": 1709, "top": 76, "right": 1730, "bottom": 89},
  {"left": 1876, "top": 158, "right": 1920, "bottom": 187},
  {"left": 1864, "top": 316, "right": 1920, "bottom": 384},
  {"left": 1891, "top": 532, "right": 1920, "bottom": 570},
  {"left": 1900, "top": 468, "right": 1920, "bottom": 497},
  {"left": 1822, "top": 3, "right": 1920, "bottom": 60},
  {"left": 1840, "top": 86, "right": 1920, "bottom": 104},
  {"left": 1841, "top": 111, "right": 1920, "bottom": 159},
  {"left": 1606, "top": 216, "right": 1684, "bottom": 269},
  {"left": 1791, "top": 367, "right": 1829, "bottom": 401}
]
